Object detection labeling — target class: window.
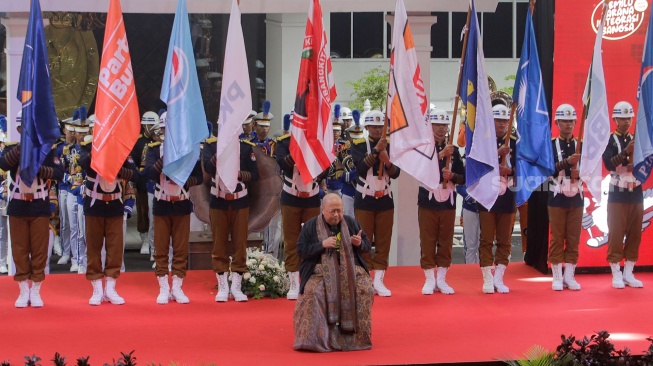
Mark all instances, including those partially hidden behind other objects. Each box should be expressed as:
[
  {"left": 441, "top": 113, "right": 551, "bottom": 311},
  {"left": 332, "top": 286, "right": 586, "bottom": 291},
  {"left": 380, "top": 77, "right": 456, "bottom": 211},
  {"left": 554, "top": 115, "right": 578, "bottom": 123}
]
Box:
[
  {"left": 330, "top": 12, "right": 387, "bottom": 59},
  {"left": 330, "top": 13, "right": 351, "bottom": 58},
  {"left": 430, "top": 12, "right": 449, "bottom": 58}
]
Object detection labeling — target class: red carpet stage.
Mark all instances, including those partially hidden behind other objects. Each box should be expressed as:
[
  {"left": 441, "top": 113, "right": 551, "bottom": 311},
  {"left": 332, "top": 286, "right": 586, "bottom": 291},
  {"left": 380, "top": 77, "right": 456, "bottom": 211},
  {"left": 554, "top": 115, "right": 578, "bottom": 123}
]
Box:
[{"left": 1, "top": 264, "right": 652, "bottom": 365}]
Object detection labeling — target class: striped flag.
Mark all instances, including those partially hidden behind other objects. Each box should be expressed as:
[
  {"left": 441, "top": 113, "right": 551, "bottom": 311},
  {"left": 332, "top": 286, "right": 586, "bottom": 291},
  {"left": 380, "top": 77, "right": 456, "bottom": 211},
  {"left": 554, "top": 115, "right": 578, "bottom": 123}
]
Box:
[
  {"left": 386, "top": 0, "right": 438, "bottom": 190},
  {"left": 92, "top": 0, "right": 141, "bottom": 182},
  {"left": 580, "top": 1, "right": 610, "bottom": 204},
  {"left": 290, "top": 0, "right": 337, "bottom": 184}
]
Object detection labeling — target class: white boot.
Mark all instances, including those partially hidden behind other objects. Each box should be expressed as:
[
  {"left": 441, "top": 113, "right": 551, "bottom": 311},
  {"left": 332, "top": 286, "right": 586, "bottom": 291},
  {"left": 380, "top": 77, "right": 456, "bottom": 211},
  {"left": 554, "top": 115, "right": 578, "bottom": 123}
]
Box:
[
  {"left": 481, "top": 267, "right": 494, "bottom": 294},
  {"left": 54, "top": 236, "right": 62, "bottom": 256},
  {"left": 15, "top": 281, "right": 30, "bottom": 308},
  {"left": 551, "top": 263, "right": 563, "bottom": 291},
  {"left": 493, "top": 264, "right": 510, "bottom": 293},
  {"left": 140, "top": 240, "right": 150, "bottom": 255},
  {"left": 421, "top": 268, "right": 435, "bottom": 295},
  {"left": 436, "top": 267, "right": 455, "bottom": 294},
  {"left": 610, "top": 262, "right": 625, "bottom": 289},
  {"left": 29, "top": 282, "right": 44, "bottom": 307},
  {"left": 70, "top": 262, "right": 78, "bottom": 272},
  {"left": 623, "top": 261, "right": 644, "bottom": 288},
  {"left": 104, "top": 277, "right": 125, "bottom": 304},
  {"left": 215, "top": 273, "right": 229, "bottom": 302},
  {"left": 286, "top": 271, "right": 300, "bottom": 300},
  {"left": 57, "top": 255, "right": 70, "bottom": 265},
  {"left": 563, "top": 263, "right": 581, "bottom": 290},
  {"left": 373, "top": 269, "right": 392, "bottom": 297},
  {"left": 156, "top": 275, "right": 170, "bottom": 305},
  {"left": 89, "top": 279, "right": 103, "bottom": 306},
  {"left": 230, "top": 273, "right": 248, "bottom": 302},
  {"left": 171, "top": 275, "right": 190, "bottom": 304}
]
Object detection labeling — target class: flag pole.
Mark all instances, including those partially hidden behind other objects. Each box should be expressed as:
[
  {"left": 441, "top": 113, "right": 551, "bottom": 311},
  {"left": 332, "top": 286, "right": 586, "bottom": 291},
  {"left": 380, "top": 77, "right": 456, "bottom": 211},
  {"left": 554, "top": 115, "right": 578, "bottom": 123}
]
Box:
[{"left": 442, "top": 5, "right": 472, "bottom": 187}]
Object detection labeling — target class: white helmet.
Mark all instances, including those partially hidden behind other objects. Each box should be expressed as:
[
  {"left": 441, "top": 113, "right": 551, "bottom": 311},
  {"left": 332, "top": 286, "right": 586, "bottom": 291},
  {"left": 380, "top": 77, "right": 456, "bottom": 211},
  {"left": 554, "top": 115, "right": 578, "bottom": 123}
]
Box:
[
  {"left": 612, "top": 101, "right": 634, "bottom": 118},
  {"left": 87, "top": 114, "right": 97, "bottom": 128},
  {"left": 492, "top": 104, "right": 510, "bottom": 120},
  {"left": 340, "top": 107, "right": 353, "bottom": 120},
  {"left": 141, "top": 111, "right": 160, "bottom": 125},
  {"left": 429, "top": 108, "right": 450, "bottom": 125},
  {"left": 364, "top": 110, "right": 385, "bottom": 126},
  {"left": 159, "top": 111, "right": 167, "bottom": 129},
  {"left": 555, "top": 104, "right": 577, "bottom": 121}
]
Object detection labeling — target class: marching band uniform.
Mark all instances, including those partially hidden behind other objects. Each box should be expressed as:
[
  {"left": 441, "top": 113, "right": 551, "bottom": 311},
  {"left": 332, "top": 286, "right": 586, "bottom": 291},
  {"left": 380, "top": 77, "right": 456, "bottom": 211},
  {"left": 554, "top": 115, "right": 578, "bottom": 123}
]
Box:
[
  {"left": 145, "top": 114, "right": 203, "bottom": 304},
  {"left": 602, "top": 101, "right": 644, "bottom": 289},
  {"left": 54, "top": 118, "right": 76, "bottom": 266},
  {"left": 78, "top": 139, "right": 139, "bottom": 305},
  {"left": 340, "top": 115, "right": 364, "bottom": 218},
  {"left": 203, "top": 135, "right": 259, "bottom": 302},
  {"left": 0, "top": 116, "right": 9, "bottom": 274},
  {"left": 351, "top": 110, "right": 401, "bottom": 297},
  {"left": 0, "top": 112, "right": 64, "bottom": 307},
  {"left": 276, "top": 121, "right": 328, "bottom": 300},
  {"left": 548, "top": 104, "right": 583, "bottom": 291},
  {"left": 239, "top": 110, "right": 257, "bottom": 141},
  {"left": 70, "top": 108, "right": 91, "bottom": 273},
  {"left": 326, "top": 123, "right": 347, "bottom": 195},
  {"left": 418, "top": 109, "right": 464, "bottom": 295},
  {"left": 478, "top": 104, "right": 516, "bottom": 294}
]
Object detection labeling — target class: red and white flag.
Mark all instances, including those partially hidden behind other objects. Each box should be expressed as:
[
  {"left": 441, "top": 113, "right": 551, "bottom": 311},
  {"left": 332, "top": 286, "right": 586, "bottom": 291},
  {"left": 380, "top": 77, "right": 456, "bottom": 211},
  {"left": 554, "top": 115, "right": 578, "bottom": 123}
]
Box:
[
  {"left": 290, "top": 0, "right": 337, "bottom": 184},
  {"left": 387, "top": 0, "right": 438, "bottom": 189},
  {"left": 92, "top": 0, "right": 140, "bottom": 181}
]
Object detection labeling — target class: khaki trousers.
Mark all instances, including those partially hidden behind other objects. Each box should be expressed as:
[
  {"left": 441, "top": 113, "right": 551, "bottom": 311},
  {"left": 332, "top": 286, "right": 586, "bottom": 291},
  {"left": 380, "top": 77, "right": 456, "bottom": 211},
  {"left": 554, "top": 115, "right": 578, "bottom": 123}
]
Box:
[
  {"left": 282, "top": 205, "right": 320, "bottom": 272},
  {"left": 154, "top": 214, "right": 190, "bottom": 278},
  {"left": 606, "top": 202, "right": 643, "bottom": 263},
  {"left": 210, "top": 207, "right": 249, "bottom": 273},
  {"left": 86, "top": 216, "right": 124, "bottom": 280},
  {"left": 10, "top": 216, "right": 50, "bottom": 282},
  {"left": 355, "top": 208, "right": 394, "bottom": 270},
  {"left": 547, "top": 206, "right": 582, "bottom": 264},
  {"left": 479, "top": 211, "right": 515, "bottom": 267},
  {"left": 418, "top": 207, "right": 455, "bottom": 269}
]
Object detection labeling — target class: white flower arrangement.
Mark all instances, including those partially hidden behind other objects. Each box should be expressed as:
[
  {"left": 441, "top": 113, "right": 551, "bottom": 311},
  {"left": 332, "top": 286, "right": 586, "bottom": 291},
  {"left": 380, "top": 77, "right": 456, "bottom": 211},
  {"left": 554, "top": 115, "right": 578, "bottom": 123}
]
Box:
[{"left": 239, "top": 248, "right": 289, "bottom": 299}]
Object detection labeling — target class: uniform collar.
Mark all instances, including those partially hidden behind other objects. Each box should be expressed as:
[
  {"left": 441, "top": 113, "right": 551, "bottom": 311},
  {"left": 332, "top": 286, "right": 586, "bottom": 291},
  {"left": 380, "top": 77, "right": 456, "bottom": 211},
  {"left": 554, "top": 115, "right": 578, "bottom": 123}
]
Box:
[
  {"left": 557, "top": 135, "right": 575, "bottom": 143},
  {"left": 614, "top": 130, "right": 630, "bottom": 138}
]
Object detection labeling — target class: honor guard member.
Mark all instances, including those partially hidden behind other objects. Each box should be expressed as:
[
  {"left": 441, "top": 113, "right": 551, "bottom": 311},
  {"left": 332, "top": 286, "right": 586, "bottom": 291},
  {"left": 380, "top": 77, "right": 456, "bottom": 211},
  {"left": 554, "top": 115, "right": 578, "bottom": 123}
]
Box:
[
  {"left": 78, "top": 135, "right": 140, "bottom": 305},
  {"left": 203, "top": 132, "right": 259, "bottom": 302},
  {"left": 418, "top": 108, "right": 464, "bottom": 295},
  {"left": 0, "top": 111, "right": 64, "bottom": 307},
  {"left": 548, "top": 104, "right": 583, "bottom": 291},
  {"left": 251, "top": 101, "right": 276, "bottom": 157},
  {"left": 70, "top": 108, "right": 92, "bottom": 273},
  {"left": 0, "top": 116, "right": 9, "bottom": 274},
  {"left": 351, "top": 110, "right": 401, "bottom": 297},
  {"left": 326, "top": 123, "right": 346, "bottom": 195},
  {"left": 602, "top": 101, "right": 644, "bottom": 289},
  {"left": 131, "top": 111, "right": 160, "bottom": 255},
  {"left": 276, "top": 116, "right": 329, "bottom": 300},
  {"left": 144, "top": 116, "right": 202, "bottom": 304},
  {"left": 478, "top": 104, "right": 516, "bottom": 294},
  {"left": 339, "top": 106, "right": 354, "bottom": 139},
  {"left": 54, "top": 118, "right": 76, "bottom": 265},
  {"left": 239, "top": 110, "right": 258, "bottom": 141},
  {"left": 340, "top": 111, "right": 364, "bottom": 218},
  {"left": 50, "top": 118, "right": 68, "bottom": 257}
]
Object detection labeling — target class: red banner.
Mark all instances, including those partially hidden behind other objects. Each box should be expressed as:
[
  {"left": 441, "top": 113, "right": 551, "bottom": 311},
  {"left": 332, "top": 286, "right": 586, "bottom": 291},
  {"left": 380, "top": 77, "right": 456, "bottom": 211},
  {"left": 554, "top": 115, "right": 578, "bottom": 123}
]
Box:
[
  {"left": 553, "top": 0, "right": 652, "bottom": 267},
  {"left": 92, "top": 0, "right": 141, "bottom": 182}
]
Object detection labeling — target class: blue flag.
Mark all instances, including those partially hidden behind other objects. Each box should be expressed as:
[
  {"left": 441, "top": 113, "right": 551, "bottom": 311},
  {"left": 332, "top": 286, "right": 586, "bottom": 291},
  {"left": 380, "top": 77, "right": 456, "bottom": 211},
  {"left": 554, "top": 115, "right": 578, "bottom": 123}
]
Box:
[
  {"left": 160, "top": 0, "right": 209, "bottom": 186},
  {"left": 633, "top": 9, "right": 653, "bottom": 184},
  {"left": 512, "top": 8, "right": 554, "bottom": 206},
  {"left": 462, "top": 0, "right": 499, "bottom": 210},
  {"left": 17, "top": 0, "right": 60, "bottom": 186}
]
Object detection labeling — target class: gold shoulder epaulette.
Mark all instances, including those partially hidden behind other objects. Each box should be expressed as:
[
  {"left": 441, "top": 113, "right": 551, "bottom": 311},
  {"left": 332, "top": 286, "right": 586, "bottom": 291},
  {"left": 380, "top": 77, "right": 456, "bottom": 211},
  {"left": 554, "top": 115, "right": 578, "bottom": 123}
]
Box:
[
  {"left": 241, "top": 139, "right": 256, "bottom": 146},
  {"left": 205, "top": 136, "right": 217, "bottom": 144},
  {"left": 353, "top": 138, "right": 366, "bottom": 145},
  {"left": 5, "top": 142, "right": 18, "bottom": 147},
  {"left": 148, "top": 141, "right": 161, "bottom": 148},
  {"left": 80, "top": 140, "right": 92, "bottom": 147},
  {"left": 138, "top": 134, "right": 143, "bottom": 139},
  {"left": 276, "top": 133, "right": 290, "bottom": 141}
]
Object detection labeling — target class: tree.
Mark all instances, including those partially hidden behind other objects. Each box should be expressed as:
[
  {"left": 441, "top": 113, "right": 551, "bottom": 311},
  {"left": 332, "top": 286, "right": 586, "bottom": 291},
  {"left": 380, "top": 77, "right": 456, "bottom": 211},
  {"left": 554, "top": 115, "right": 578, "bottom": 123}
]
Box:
[{"left": 346, "top": 66, "right": 389, "bottom": 111}]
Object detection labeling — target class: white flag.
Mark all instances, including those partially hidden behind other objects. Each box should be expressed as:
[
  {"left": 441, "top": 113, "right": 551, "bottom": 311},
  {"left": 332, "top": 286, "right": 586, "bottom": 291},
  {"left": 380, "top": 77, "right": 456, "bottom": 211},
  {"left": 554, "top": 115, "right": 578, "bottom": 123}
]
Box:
[
  {"left": 387, "top": 0, "right": 438, "bottom": 189},
  {"left": 580, "top": 3, "right": 610, "bottom": 204},
  {"left": 215, "top": 0, "right": 252, "bottom": 192}
]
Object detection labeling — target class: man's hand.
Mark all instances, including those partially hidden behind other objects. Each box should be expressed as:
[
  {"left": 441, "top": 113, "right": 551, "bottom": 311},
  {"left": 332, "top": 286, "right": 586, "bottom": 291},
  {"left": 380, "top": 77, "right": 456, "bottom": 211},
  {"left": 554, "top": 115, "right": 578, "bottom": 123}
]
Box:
[
  {"left": 499, "top": 166, "right": 512, "bottom": 176},
  {"left": 442, "top": 168, "right": 454, "bottom": 181},
  {"left": 375, "top": 138, "right": 388, "bottom": 153},
  {"left": 438, "top": 145, "right": 455, "bottom": 160},
  {"left": 379, "top": 150, "right": 390, "bottom": 165},
  {"left": 351, "top": 230, "right": 363, "bottom": 247},
  {"left": 626, "top": 140, "right": 635, "bottom": 155},
  {"left": 497, "top": 145, "right": 511, "bottom": 157},
  {"left": 567, "top": 153, "right": 580, "bottom": 166},
  {"left": 322, "top": 236, "right": 338, "bottom": 249}
]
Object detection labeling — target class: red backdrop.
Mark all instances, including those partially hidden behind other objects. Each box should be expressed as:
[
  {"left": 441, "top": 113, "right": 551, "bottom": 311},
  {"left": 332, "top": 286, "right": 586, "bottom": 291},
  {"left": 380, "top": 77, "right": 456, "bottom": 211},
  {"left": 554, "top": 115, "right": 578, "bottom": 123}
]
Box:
[{"left": 552, "top": 0, "right": 652, "bottom": 267}]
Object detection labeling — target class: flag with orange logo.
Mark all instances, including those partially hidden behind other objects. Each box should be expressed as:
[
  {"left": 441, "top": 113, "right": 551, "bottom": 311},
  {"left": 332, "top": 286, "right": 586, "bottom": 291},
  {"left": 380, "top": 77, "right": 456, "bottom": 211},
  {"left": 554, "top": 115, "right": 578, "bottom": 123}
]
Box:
[
  {"left": 386, "top": 0, "right": 438, "bottom": 189},
  {"left": 92, "top": 0, "right": 141, "bottom": 182}
]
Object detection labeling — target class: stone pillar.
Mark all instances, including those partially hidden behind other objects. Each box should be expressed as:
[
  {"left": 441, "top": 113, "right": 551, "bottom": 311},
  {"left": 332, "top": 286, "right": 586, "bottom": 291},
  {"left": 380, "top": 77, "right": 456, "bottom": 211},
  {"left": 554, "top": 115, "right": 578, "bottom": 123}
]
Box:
[
  {"left": 385, "top": 13, "right": 437, "bottom": 266},
  {"left": 2, "top": 17, "right": 28, "bottom": 142}
]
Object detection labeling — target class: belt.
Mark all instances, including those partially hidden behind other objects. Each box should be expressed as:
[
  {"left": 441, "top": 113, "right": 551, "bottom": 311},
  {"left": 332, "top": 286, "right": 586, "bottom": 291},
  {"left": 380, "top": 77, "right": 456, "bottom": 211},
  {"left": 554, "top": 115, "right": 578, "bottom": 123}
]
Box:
[
  {"left": 610, "top": 176, "right": 640, "bottom": 190},
  {"left": 11, "top": 191, "right": 48, "bottom": 201},
  {"left": 356, "top": 185, "right": 391, "bottom": 199},
  {"left": 155, "top": 190, "right": 188, "bottom": 202},
  {"left": 283, "top": 184, "right": 319, "bottom": 198},
  {"left": 210, "top": 187, "right": 248, "bottom": 200},
  {"left": 85, "top": 188, "right": 122, "bottom": 202}
]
